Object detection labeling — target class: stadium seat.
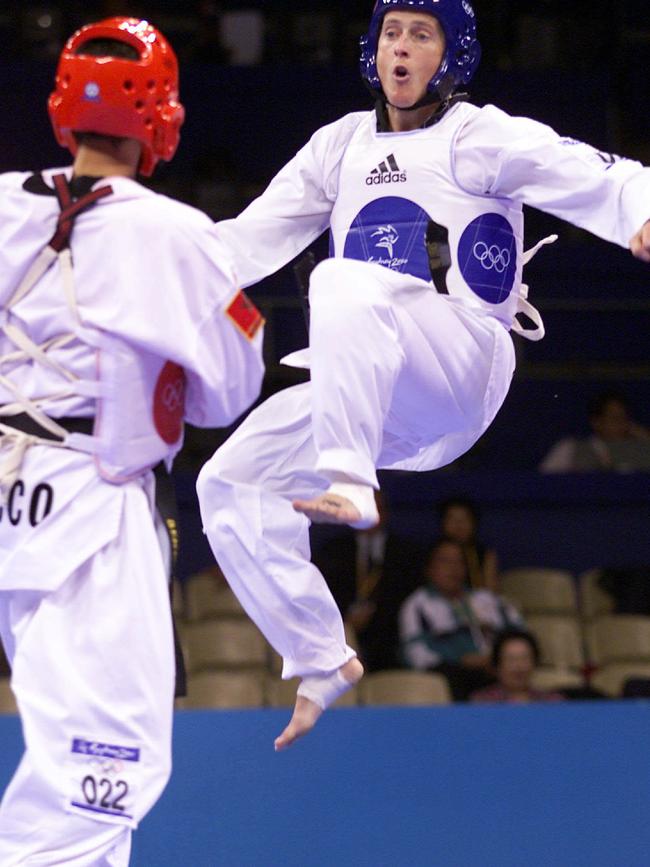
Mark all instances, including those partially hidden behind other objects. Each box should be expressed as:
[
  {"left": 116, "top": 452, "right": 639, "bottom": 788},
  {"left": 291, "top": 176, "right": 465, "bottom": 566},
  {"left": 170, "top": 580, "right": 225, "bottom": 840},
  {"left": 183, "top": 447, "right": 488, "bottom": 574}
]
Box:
[
  {"left": 590, "top": 663, "right": 650, "bottom": 698},
  {"left": 529, "top": 668, "right": 585, "bottom": 692},
  {"left": 265, "top": 676, "right": 358, "bottom": 708},
  {"left": 359, "top": 670, "right": 451, "bottom": 706},
  {"left": 0, "top": 678, "right": 17, "bottom": 714},
  {"left": 171, "top": 578, "right": 185, "bottom": 620},
  {"left": 579, "top": 569, "right": 615, "bottom": 621},
  {"left": 180, "top": 671, "right": 265, "bottom": 709},
  {"left": 499, "top": 568, "right": 577, "bottom": 615},
  {"left": 184, "top": 570, "right": 247, "bottom": 620},
  {"left": 585, "top": 615, "right": 650, "bottom": 666},
  {"left": 180, "top": 618, "right": 267, "bottom": 673},
  {"left": 526, "top": 615, "right": 585, "bottom": 670}
]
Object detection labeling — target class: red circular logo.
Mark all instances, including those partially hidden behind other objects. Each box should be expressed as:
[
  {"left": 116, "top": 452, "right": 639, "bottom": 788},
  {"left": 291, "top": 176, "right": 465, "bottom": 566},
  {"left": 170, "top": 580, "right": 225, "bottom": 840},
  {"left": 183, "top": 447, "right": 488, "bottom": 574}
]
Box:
[{"left": 153, "top": 361, "right": 186, "bottom": 444}]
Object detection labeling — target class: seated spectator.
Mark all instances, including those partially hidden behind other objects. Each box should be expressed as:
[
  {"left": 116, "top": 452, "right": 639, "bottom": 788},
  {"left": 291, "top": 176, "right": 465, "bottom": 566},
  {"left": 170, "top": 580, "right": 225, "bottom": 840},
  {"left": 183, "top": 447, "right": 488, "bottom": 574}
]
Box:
[
  {"left": 540, "top": 391, "right": 650, "bottom": 473},
  {"left": 439, "top": 496, "right": 499, "bottom": 591},
  {"left": 470, "top": 629, "right": 564, "bottom": 704},
  {"left": 399, "top": 539, "right": 523, "bottom": 701}
]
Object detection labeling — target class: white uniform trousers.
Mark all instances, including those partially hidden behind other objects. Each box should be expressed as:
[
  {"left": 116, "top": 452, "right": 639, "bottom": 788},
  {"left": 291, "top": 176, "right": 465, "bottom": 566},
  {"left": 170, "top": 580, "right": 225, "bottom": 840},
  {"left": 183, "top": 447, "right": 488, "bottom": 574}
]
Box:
[
  {"left": 197, "top": 258, "right": 515, "bottom": 679},
  {"left": 0, "top": 467, "right": 175, "bottom": 867}
]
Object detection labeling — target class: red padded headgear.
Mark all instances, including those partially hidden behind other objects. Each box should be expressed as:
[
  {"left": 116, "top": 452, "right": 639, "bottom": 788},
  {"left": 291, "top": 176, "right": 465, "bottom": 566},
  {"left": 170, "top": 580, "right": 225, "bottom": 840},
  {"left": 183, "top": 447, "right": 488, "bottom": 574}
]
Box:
[{"left": 48, "top": 17, "right": 185, "bottom": 176}]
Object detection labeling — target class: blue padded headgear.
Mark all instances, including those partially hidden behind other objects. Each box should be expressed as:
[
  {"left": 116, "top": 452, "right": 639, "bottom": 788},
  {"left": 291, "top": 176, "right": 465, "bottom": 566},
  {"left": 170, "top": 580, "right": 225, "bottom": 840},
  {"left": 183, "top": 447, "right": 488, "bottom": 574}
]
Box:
[{"left": 360, "top": 0, "right": 481, "bottom": 107}]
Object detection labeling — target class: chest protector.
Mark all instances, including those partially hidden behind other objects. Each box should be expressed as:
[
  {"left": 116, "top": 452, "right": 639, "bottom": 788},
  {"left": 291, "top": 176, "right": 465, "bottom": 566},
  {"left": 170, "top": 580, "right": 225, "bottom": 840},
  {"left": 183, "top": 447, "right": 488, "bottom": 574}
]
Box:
[
  {"left": 329, "top": 105, "right": 541, "bottom": 336},
  {"left": 0, "top": 173, "right": 185, "bottom": 488}
]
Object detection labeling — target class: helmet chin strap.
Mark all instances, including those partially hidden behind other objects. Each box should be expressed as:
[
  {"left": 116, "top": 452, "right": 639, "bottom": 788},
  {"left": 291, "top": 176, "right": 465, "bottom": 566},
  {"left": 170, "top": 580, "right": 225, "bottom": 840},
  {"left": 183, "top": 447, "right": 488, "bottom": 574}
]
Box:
[
  {"left": 375, "top": 91, "right": 468, "bottom": 132},
  {"left": 388, "top": 90, "right": 442, "bottom": 112}
]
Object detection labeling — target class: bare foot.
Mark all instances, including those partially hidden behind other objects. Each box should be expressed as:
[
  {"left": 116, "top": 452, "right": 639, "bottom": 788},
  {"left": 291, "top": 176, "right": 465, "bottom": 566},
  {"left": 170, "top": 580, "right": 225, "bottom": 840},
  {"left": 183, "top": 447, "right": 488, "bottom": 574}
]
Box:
[
  {"left": 274, "top": 658, "right": 364, "bottom": 751},
  {"left": 292, "top": 492, "right": 363, "bottom": 526}
]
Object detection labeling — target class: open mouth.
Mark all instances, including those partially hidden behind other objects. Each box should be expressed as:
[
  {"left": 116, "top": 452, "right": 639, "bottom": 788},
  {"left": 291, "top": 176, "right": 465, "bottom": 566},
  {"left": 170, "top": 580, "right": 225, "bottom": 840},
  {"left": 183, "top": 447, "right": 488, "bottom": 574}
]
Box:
[{"left": 394, "top": 65, "right": 410, "bottom": 80}]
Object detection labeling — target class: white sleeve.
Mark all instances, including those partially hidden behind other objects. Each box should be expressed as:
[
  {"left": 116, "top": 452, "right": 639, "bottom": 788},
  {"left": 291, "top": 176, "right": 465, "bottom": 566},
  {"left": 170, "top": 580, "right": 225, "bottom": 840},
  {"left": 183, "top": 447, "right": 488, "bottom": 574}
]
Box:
[
  {"left": 214, "top": 114, "right": 363, "bottom": 287},
  {"left": 159, "top": 226, "right": 265, "bottom": 429},
  {"left": 84, "top": 205, "right": 265, "bottom": 429},
  {"left": 453, "top": 104, "right": 650, "bottom": 248}
]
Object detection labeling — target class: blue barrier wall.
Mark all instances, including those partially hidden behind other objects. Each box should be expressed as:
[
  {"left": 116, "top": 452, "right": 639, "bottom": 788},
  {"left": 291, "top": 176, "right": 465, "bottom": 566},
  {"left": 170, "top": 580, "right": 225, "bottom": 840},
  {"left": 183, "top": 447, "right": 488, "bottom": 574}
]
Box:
[{"left": 2, "top": 704, "right": 650, "bottom": 866}]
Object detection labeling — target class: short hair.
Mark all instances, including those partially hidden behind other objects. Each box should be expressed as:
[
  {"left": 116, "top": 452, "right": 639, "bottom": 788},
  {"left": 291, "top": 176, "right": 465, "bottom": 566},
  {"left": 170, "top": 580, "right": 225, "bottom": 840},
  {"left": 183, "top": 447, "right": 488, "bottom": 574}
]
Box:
[
  {"left": 491, "top": 628, "right": 540, "bottom": 668},
  {"left": 424, "top": 537, "right": 468, "bottom": 580},
  {"left": 427, "top": 536, "right": 465, "bottom": 560},
  {"left": 438, "top": 496, "right": 479, "bottom": 524},
  {"left": 587, "top": 390, "right": 629, "bottom": 420}
]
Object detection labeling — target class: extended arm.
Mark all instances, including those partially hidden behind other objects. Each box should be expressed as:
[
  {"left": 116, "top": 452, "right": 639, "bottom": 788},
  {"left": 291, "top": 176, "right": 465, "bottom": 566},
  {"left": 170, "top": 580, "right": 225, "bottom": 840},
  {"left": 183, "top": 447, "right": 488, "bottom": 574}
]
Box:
[
  {"left": 453, "top": 105, "right": 650, "bottom": 253},
  {"left": 214, "top": 114, "right": 363, "bottom": 288}
]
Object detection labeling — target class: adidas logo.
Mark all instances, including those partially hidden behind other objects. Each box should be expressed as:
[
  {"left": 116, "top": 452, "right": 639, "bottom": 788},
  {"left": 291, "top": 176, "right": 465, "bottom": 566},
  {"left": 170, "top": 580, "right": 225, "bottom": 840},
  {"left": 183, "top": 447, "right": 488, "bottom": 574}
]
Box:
[{"left": 365, "top": 153, "right": 407, "bottom": 186}]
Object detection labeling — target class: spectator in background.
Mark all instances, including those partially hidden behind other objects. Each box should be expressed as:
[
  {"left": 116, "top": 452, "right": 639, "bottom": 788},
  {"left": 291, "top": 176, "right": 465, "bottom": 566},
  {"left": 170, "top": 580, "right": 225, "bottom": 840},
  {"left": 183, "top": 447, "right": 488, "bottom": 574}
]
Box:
[
  {"left": 439, "top": 496, "right": 499, "bottom": 591},
  {"left": 540, "top": 391, "right": 650, "bottom": 473},
  {"left": 399, "top": 539, "right": 523, "bottom": 701},
  {"left": 471, "top": 629, "right": 564, "bottom": 704},
  {"left": 311, "top": 492, "right": 428, "bottom": 671}
]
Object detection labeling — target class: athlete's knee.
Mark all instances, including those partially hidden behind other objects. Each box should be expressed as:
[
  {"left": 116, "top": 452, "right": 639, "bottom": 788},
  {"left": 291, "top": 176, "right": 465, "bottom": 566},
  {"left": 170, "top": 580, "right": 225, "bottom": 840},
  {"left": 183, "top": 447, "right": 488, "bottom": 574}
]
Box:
[
  {"left": 196, "top": 459, "right": 239, "bottom": 515},
  {"left": 309, "top": 258, "right": 385, "bottom": 308}
]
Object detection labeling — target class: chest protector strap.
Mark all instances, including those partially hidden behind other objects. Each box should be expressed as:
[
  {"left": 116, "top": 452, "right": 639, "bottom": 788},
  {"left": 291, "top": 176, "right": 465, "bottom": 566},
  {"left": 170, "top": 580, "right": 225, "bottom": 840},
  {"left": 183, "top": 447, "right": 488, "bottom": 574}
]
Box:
[
  {"left": 511, "top": 234, "right": 557, "bottom": 342},
  {"left": 0, "top": 174, "right": 113, "bottom": 493}
]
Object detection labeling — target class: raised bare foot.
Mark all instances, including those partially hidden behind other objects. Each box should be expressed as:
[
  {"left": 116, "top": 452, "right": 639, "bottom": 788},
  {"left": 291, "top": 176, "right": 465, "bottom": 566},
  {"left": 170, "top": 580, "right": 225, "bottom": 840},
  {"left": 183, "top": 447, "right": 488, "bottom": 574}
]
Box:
[
  {"left": 292, "top": 492, "right": 363, "bottom": 525},
  {"left": 274, "top": 657, "right": 364, "bottom": 751},
  {"left": 292, "top": 483, "right": 379, "bottom": 529}
]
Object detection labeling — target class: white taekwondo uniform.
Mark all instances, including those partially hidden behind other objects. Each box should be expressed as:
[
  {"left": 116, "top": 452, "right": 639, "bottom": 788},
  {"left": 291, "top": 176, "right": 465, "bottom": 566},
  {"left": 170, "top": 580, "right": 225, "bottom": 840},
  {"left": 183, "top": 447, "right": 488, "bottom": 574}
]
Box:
[
  {"left": 197, "top": 100, "right": 650, "bottom": 682},
  {"left": 0, "top": 168, "right": 264, "bottom": 866}
]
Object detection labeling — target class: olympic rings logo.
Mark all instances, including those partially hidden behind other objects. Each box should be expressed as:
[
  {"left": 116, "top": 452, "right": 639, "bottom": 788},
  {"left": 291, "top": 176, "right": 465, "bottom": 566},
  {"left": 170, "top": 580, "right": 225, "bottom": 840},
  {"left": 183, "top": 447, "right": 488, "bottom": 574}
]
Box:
[
  {"left": 472, "top": 242, "right": 511, "bottom": 273},
  {"left": 161, "top": 380, "right": 184, "bottom": 413}
]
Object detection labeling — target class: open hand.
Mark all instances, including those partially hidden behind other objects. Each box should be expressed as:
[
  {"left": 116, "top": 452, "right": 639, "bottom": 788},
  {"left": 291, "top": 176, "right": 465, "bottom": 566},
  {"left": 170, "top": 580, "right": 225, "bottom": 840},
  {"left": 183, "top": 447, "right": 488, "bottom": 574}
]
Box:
[{"left": 630, "top": 220, "right": 650, "bottom": 262}]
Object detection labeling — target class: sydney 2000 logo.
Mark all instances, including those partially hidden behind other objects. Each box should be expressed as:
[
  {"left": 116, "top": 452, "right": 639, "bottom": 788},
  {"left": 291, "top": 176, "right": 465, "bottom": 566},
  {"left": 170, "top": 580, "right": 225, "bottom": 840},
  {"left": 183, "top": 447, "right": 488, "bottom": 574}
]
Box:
[{"left": 369, "top": 225, "right": 408, "bottom": 270}]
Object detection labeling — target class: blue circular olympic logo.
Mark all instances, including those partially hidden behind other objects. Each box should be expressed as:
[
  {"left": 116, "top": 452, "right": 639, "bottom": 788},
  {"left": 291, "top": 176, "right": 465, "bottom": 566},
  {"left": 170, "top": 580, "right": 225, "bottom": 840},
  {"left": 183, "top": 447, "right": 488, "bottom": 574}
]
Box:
[{"left": 457, "top": 213, "right": 517, "bottom": 304}]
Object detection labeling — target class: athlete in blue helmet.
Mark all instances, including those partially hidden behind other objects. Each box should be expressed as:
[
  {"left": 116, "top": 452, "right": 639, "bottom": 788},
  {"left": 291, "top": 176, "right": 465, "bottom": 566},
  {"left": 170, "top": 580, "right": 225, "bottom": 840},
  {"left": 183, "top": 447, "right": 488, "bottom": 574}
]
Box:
[{"left": 198, "top": 0, "right": 650, "bottom": 748}]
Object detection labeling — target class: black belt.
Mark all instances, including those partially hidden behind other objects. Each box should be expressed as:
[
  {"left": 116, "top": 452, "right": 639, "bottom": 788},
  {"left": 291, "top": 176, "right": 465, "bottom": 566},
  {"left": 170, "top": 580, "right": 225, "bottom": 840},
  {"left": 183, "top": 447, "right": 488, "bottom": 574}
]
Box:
[{"left": 0, "top": 412, "right": 94, "bottom": 440}]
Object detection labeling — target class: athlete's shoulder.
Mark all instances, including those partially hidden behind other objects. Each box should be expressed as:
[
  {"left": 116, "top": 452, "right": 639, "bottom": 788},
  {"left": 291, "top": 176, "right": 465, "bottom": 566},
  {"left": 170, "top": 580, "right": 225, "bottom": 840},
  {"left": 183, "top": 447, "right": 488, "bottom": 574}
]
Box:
[
  {"left": 101, "top": 178, "right": 213, "bottom": 232},
  {"left": 309, "top": 111, "right": 370, "bottom": 147},
  {"left": 457, "top": 101, "right": 554, "bottom": 141}
]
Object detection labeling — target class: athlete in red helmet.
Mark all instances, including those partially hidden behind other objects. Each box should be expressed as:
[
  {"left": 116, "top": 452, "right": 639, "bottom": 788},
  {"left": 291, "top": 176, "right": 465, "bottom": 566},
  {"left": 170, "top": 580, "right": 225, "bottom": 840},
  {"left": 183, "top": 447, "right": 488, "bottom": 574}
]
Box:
[{"left": 0, "top": 18, "right": 263, "bottom": 865}]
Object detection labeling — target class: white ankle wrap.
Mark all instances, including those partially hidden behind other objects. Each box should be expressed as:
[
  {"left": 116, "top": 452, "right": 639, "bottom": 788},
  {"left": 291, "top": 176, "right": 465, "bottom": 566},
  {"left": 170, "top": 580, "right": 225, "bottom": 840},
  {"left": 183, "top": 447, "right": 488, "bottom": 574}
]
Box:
[
  {"left": 297, "top": 668, "right": 354, "bottom": 711},
  {"left": 326, "top": 482, "right": 379, "bottom": 529}
]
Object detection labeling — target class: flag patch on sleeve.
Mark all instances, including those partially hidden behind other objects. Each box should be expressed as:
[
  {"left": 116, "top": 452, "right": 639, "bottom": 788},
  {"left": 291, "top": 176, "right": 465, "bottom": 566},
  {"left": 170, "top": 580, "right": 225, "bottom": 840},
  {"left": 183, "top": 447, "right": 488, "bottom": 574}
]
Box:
[{"left": 226, "top": 290, "right": 264, "bottom": 340}]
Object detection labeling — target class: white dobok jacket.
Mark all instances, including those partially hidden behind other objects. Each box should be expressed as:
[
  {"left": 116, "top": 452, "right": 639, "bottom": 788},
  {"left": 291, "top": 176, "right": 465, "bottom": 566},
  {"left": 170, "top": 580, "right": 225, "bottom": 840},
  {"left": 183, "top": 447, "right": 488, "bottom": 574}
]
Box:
[
  {"left": 0, "top": 168, "right": 265, "bottom": 591},
  {"left": 216, "top": 101, "right": 650, "bottom": 332}
]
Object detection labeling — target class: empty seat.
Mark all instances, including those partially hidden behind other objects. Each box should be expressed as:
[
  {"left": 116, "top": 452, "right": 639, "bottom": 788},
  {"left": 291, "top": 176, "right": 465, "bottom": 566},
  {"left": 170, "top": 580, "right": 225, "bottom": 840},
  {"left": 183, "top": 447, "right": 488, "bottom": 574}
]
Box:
[
  {"left": 359, "top": 670, "right": 451, "bottom": 706},
  {"left": 265, "top": 676, "right": 358, "bottom": 708},
  {"left": 526, "top": 615, "right": 585, "bottom": 670},
  {"left": 180, "top": 618, "right": 267, "bottom": 673},
  {"left": 529, "top": 668, "right": 585, "bottom": 692},
  {"left": 579, "top": 569, "right": 614, "bottom": 621},
  {"left": 184, "top": 570, "right": 246, "bottom": 620},
  {"left": 499, "top": 568, "right": 577, "bottom": 615},
  {"left": 171, "top": 578, "right": 185, "bottom": 621},
  {"left": 180, "top": 671, "right": 265, "bottom": 709},
  {"left": 0, "top": 678, "right": 17, "bottom": 714},
  {"left": 590, "top": 663, "right": 650, "bottom": 698},
  {"left": 585, "top": 615, "right": 650, "bottom": 666}
]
